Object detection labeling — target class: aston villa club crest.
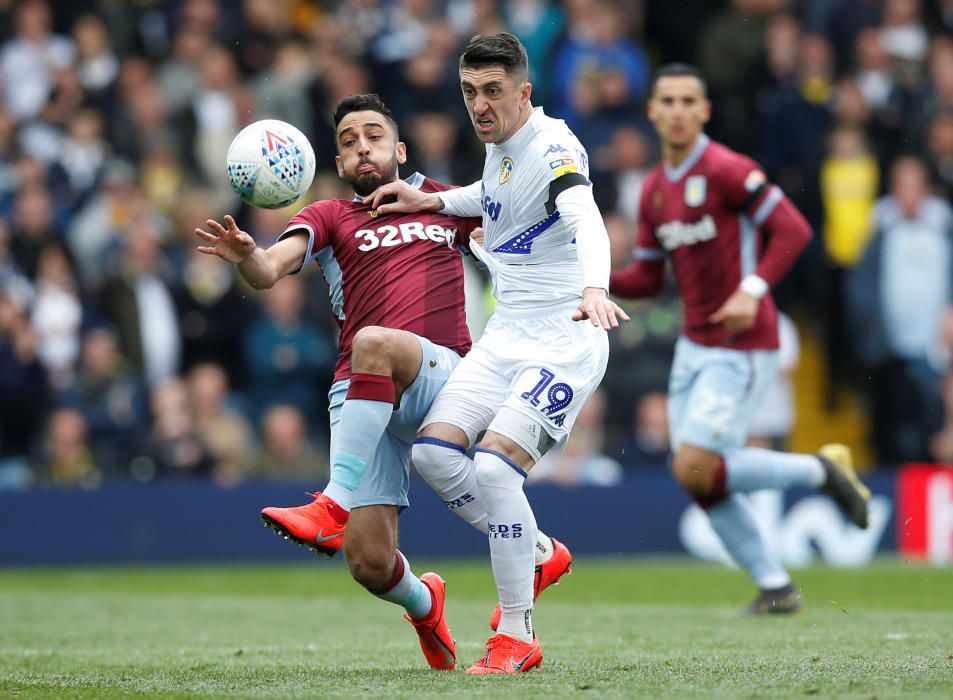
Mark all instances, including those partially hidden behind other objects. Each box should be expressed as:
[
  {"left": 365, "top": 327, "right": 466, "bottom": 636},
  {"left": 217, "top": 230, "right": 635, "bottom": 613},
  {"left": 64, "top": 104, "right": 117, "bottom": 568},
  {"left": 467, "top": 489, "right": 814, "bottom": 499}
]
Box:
[
  {"left": 499, "top": 156, "right": 514, "bottom": 184},
  {"left": 684, "top": 175, "right": 707, "bottom": 207}
]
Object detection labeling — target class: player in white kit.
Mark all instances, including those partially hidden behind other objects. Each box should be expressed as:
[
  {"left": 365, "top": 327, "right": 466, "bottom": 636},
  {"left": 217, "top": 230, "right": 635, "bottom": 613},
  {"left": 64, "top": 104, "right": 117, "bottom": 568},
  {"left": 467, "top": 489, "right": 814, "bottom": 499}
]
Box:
[{"left": 369, "top": 33, "right": 628, "bottom": 673}]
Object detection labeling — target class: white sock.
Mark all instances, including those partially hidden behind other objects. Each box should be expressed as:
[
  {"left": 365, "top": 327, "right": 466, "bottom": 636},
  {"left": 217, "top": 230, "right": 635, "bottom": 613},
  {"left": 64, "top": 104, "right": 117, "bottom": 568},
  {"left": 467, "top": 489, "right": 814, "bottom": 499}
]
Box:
[
  {"left": 412, "top": 437, "right": 553, "bottom": 565},
  {"left": 412, "top": 437, "right": 488, "bottom": 531},
  {"left": 475, "top": 448, "right": 536, "bottom": 643},
  {"left": 724, "top": 447, "right": 825, "bottom": 493},
  {"left": 373, "top": 550, "right": 433, "bottom": 620},
  {"left": 705, "top": 494, "right": 790, "bottom": 590},
  {"left": 535, "top": 531, "right": 554, "bottom": 564}
]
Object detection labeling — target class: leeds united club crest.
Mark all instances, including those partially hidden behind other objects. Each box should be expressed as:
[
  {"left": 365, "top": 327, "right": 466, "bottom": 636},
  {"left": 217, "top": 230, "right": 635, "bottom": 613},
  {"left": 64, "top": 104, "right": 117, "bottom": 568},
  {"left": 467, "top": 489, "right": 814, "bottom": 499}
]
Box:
[{"left": 499, "top": 157, "right": 514, "bottom": 184}]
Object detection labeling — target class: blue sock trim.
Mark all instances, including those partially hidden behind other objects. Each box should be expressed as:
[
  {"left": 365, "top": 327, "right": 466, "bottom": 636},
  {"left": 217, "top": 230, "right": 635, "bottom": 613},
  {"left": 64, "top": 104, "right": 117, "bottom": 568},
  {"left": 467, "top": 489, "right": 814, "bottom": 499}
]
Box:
[
  {"left": 475, "top": 448, "right": 527, "bottom": 478},
  {"left": 413, "top": 436, "right": 466, "bottom": 454},
  {"left": 331, "top": 452, "right": 367, "bottom": 490}
]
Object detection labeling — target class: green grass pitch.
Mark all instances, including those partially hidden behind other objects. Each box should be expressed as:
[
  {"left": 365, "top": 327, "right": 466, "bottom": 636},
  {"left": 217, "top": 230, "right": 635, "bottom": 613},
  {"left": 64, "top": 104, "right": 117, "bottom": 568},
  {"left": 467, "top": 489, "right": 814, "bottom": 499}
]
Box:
[{"left": 1, "top": 558, "right": 951, "bottom": 698}]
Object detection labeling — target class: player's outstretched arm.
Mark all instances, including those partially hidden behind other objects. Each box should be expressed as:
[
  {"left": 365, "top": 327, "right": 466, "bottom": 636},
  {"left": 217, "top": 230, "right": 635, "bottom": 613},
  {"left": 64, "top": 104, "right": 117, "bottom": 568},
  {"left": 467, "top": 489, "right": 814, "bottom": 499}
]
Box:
[
  {"left": 194, "top": 214, "right": 307, "bottom": 290},
  {"left": 572, "top": 287, "right": 630, "bottom": 330}
]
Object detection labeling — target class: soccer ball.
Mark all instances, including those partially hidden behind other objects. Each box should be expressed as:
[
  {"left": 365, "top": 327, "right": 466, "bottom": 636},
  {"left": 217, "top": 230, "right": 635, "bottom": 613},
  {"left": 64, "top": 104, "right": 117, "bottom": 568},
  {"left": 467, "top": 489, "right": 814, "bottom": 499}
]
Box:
[{"left": 225, "top": 119, "right": 316, "bottom": 209}]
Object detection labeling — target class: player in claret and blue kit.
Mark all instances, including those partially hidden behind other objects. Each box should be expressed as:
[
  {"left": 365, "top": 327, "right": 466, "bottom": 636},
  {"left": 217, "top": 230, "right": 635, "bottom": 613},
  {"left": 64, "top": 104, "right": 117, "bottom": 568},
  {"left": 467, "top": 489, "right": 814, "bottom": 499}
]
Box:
[
  {"left": 610, "top": 64, "right": 872, "bottom": 613},
  {"left": 194, "top": 94, "right": 570, "bottom": 670}
]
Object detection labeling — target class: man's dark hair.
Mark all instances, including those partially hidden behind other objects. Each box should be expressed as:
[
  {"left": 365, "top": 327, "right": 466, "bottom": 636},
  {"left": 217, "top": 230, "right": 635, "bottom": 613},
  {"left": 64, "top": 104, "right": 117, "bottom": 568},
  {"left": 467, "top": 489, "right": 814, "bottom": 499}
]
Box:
[
  {"left": 651, "top": 63, "right": 708, "bottom": 96},
  {"left": 332, "top": 94, "right": 399, "bottom": 140},
  {"left": 459, "top": 32, "right": 528, "bottom": 82}
]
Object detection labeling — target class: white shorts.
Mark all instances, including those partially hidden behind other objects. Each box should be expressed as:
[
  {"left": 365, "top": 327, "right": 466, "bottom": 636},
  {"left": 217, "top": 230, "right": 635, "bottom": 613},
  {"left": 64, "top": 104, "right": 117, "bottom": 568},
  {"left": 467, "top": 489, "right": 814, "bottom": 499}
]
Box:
[{"left": 422, "top": 300, "right": 609, "bottom": 461}]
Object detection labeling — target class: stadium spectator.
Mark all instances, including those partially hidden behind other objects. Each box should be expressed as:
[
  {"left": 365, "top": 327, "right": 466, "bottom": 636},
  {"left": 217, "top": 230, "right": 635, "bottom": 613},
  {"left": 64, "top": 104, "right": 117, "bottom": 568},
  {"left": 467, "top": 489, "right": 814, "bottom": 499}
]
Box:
[
  {"left": 925, "top": 109, "right": 953, "bottom": 200},
  {"left": 146, "top": 377, "right": 215, "bottom": 479},
  {"left": 72, "top": 13, "right": 119, "bottom": 102},
  {"left": 249, "top": 403, "right": 326, "bottom": 481},
  {"left": 174, "top": 245, "right": 252, "bottom": 388},
  {"left": 37, "top": 406, "right": 100, "bottom": 489},
  {"left": 99, "top": 225, "right": 181, "bottom": 387},
  {"left": 848, "top": 156, "right": 952, "bottom": 463},
  {"left": 250, "top": 39, "right": 314, "bottom": 129},
  {"left": 0, "top": 0, "right": 74, "bottom": 121},
  {"left": 501, "top": 0, "right": 565, "bottom": 108},
  {"left": 549, "top": 0, "right": 649, "bottom": 149},
  {"left": 698, "top": 0, "right": 781, "bottom": 152},
  {"left": 65, "top": 158, "right": 138, "bottom": 291},
  {"left": 29, "top": 242, "right": 82, "bottom": 390},
  {"left": 596, "top": 125, "right": 653, "bottom": 223},
  {"left": 0, "top": 217, "right": 32, "bottom": 309},
  {"left": 156, "top": 23, "right": 208, "bottom": 115},
  {"left": 187, "top": 361, "right": 253, "bottom": 484},
  {"left": 242, "top": 274, "right": 336, "bottom": 437},
  {"left": 818, "top": 123, "right": 879, "bottom": 401},
  {"left": 0, "top": 292, "right": 46, "bottom": 488},
  {"left": 59, "top": 325, "right": 149, "bottom": 478},
  {"left": 9, "top": 181, "right": 59, "bottom": 280}
]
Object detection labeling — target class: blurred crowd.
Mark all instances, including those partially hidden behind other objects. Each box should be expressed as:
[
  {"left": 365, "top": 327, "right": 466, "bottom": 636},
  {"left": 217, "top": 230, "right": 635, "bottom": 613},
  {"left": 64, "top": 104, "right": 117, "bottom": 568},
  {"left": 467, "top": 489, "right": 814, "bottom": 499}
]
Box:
[{"left": 2, "top": 0, "right": 953, "bottom": 491}]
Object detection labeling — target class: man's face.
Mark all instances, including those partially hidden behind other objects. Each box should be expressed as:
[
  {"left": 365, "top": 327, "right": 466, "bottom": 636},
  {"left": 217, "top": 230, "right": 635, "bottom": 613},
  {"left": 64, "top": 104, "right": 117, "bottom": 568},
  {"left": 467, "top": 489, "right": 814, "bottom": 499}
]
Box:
[
  {"left": 460, "top": 65, "right": 531, "bottom": 144},
  {"left": 648, "top": 76, "right": 710, "bottom": 150},
  {"left": 335, "top": 110, "right": 406, "bottom": 196}
]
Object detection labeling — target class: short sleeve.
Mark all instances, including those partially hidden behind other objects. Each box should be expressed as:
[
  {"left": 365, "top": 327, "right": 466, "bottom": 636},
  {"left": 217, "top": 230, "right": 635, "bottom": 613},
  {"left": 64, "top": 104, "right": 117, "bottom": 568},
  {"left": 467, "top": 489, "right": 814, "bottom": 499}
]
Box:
[
  {"left": 717, "top": 152, "right": 768, "bottom": 207},
  {"left": 279, "top": 200, "right": 339, "bottom": 273},
  {"left": 536, "top": 136, "right": 590, "bottom": 182}
]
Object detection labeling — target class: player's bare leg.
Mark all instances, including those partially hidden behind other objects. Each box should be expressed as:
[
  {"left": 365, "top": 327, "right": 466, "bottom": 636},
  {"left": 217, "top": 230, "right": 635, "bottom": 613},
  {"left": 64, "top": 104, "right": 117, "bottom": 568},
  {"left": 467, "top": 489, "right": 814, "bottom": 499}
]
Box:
[
  {"left": 672, "top": 443, "right": 798, "bottom": 612},
  {"left": 672, "top": 441, "right": 870, "bottom": 612},
  {"left": 465, "top": 430, "right": 543, "bottom": 674},
  {"left": 344, "top": 505, "right": 455, "bottom": 670}
]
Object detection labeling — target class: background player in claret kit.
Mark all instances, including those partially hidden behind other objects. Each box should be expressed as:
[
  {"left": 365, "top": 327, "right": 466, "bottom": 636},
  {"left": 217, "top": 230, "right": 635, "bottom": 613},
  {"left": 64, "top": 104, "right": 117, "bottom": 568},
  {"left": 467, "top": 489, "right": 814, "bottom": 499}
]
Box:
[
  {"left": 369, "top": 33, "right": 628, "bottom": 673},
  {"left": 610, "top": 64, "right": 872, "bottom": 613},
  {"left": 194, "top": 94, "right": 569, "bottom": 671}
]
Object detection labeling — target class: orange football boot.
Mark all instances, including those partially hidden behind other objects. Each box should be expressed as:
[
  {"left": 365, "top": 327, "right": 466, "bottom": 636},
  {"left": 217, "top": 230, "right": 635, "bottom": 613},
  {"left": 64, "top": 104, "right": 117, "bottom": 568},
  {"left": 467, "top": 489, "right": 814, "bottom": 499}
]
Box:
[
  {"left": 466, "top": 633, "right": 542, "bottom": 674},
  {"left": 261, "top": 492, "right": 349, "bottom": 556},
  {"left": 489, "top": 537, "right": 572, "bottom": 630},
  {"left": 404, "top": 572, "right": 456, "bottom": 670}
]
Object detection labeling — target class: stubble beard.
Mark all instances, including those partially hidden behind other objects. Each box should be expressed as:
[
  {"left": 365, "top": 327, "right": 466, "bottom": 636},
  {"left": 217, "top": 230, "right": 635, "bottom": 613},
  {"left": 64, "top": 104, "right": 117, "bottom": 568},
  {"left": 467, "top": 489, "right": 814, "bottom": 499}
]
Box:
[{"left": 349, "top": 154, "right": 399, "bottom": 197}]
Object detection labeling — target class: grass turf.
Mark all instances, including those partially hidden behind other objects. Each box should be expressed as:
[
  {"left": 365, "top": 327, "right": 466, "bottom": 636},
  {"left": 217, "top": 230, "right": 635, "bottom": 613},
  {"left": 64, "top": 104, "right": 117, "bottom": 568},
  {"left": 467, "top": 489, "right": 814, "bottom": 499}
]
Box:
[{"left": 1, "top": 557, "right": 951, "bottom": 698}]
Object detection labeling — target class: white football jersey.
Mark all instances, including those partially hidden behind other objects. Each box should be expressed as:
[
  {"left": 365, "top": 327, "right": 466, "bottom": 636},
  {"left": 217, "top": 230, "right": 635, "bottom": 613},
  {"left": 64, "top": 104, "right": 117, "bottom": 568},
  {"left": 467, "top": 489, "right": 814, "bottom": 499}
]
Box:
[{"left": 467, "top": 107, "right": 592, "bottom": 309}]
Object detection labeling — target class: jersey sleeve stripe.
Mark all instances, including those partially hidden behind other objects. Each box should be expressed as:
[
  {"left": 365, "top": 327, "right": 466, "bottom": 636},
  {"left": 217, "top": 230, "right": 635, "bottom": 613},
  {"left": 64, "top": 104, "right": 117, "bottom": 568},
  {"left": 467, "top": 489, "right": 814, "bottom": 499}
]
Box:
[
  {"left": 634, "top": 247, "right": 666, "bottom": 261},
  {"left": 545, "top": 172, "right": 590, "bottom": 215},
  {"left": 315, "top": 245, "right": 345, "bottom": 320},
  {"left": 278, "top": 223, "right": 315, "bottom": 274},
  {"left": 740, "top": 215, "right": 757, "bottom": 277},
  {"left": 752, "top": 186, "right": 783, "bottom": 226}
]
